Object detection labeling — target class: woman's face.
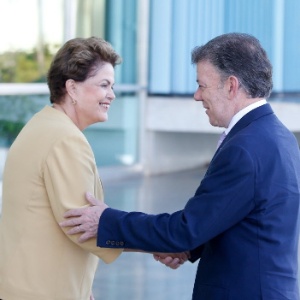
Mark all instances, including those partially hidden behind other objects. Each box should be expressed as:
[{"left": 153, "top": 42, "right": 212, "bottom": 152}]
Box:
[{"left": 73, "top": 62, "right": 115, "bottom": 129}]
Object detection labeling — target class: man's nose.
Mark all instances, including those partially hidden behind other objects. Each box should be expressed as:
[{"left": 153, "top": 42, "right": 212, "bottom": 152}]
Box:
[{"left": 194, "top": 89, "right": 202, "bottom": 101}]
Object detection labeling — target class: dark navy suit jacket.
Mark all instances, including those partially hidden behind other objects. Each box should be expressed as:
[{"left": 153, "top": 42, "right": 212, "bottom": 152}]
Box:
[{"left": 97, "top": 104, "right": 300, "bottom": 300}]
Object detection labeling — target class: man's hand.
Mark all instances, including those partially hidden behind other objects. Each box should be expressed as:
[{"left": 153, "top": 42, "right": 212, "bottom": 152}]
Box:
[
  {"left": 59, "top": 192, "right": 108, "bottom": 243},
  {"left": 153, "top": 252, "right": 191, "bottom": 269}
]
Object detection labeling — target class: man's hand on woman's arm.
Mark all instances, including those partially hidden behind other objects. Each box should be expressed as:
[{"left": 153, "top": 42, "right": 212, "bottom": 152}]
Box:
[
  {"left": 60, "top": 192, "right": 191, "bottom": 270},
  {"left": 59, "top": 192, "right": 107, "bottom": 243}
]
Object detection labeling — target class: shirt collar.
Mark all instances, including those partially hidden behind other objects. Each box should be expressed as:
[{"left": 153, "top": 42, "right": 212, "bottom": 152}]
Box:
[{"left": 225, "top": 99, "right": 267, "bottom": 135}]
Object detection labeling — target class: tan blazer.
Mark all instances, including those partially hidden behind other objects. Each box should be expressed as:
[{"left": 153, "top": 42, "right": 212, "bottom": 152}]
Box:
[{"left": 0, "top": 106, "right": 122, "bottom": 300}]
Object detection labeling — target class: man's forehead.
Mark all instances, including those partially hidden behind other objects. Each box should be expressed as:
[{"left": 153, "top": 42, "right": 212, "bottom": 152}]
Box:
[
  {"left": 196, "top": 61, "right": 219, "bottom": 80},
  {"left": 196, "top": 60, "right": 215, "bottom": 70}
]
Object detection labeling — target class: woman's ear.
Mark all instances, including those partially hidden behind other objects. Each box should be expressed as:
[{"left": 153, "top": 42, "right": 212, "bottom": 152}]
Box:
[{"left": 65, "top": 79, "right": 76, "bottom": 98}]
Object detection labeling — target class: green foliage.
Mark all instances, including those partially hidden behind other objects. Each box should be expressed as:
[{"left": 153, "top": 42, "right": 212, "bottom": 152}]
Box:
[
  {"left": 0, "top": 44, "right": 57, "bottom": 83},
  {"left": 0, "top": 119, "right": 25, "bottom": 144},
  {"left": 0, "top": 43, "right": 58, "bottom": 144},
  {"left": 0, "top": 96, "right": 39, "bottom": 145}
]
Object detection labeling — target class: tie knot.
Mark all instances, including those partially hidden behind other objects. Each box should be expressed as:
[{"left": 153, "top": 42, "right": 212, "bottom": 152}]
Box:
[{"left": 217, "top": 131, "right": 226, "bottom": 149}]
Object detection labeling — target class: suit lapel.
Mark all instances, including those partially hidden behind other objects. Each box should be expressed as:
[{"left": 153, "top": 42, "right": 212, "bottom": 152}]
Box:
[
  {"left": 208, "top": 103, "right": 274, "bottom": 169},
  {"left": 225, "top": 103, "right": 274, "bottom": 145}
]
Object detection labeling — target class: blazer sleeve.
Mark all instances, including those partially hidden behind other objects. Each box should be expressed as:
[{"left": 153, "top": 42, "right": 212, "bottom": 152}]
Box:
[
  {"left": 97, "top": 144, "right": 256, "bottom": 253},
  {"left": 44, "top": 134, "right": 122, "bottom": 263}
]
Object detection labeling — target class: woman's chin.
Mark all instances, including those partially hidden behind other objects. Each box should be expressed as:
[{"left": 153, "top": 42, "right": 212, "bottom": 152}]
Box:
[{"left": 98, "top": 114, "right": 108, "bottom": 122}]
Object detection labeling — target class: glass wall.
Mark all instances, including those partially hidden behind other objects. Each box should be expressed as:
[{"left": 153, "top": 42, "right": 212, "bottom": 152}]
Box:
[
  {"left": 148, "top": 0, "right": 300, "bottom": 96},
  {"left": 0, "top": 0, "right": 64, "bottom": 83},
  {"left": 0, "top": 0, "right": 140, "bottom": 167}
]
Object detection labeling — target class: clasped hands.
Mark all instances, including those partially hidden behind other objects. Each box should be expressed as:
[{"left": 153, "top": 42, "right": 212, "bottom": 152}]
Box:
[{"left": 59, "top": 192, "right": 190, "bottom": 269}]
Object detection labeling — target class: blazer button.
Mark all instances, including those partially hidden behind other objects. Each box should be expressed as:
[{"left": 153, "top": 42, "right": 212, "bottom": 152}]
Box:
[
  {"left": 116, "top": 242, "right": 120, "bottom": 246},
  {"left": 111, "top": 241, "right": 115, "bottom": 246},
  {"left": 120, "top": 242, "right": 124, "bottom": 246},
  {"left": 106, "top": 240, "right": 111, "bottom": 245}
]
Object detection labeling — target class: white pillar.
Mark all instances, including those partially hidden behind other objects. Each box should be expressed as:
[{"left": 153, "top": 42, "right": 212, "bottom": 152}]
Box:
[
  {"left": 273, "top": 0, "right": 285, "bottom": 92},
  {"left": 137, "top": 0, "right": 150, "bottom": 171}
]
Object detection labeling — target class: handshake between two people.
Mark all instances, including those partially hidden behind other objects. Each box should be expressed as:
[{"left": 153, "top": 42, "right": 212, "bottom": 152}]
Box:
[{"left": 59, "top": 192, "right": 191, "bottom": 270}]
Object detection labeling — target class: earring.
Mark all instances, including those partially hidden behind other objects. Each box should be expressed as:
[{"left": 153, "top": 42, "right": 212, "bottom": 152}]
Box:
[{"left": 72, "top": 98, "right": 77, "bottom": 105}]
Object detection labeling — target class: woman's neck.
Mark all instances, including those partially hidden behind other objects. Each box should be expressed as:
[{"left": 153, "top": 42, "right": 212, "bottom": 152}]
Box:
[{"left": 52, "top": 103, "right": 82, "bottom": 130}]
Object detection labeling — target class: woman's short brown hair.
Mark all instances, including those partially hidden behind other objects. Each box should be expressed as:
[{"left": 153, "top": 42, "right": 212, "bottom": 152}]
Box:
[{"left": 47, "top": 37, "right": 122, "bottom": 103}]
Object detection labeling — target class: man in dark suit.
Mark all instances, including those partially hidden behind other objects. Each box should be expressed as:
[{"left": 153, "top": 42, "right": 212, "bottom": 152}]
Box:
[{"left": 61, "top": 33, "right": 300, "bottom": 299}]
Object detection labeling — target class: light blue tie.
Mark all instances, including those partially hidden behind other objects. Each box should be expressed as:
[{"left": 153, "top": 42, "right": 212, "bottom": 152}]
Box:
[{"left": 216, "top": 131, "right": 226, "bottom": 149}]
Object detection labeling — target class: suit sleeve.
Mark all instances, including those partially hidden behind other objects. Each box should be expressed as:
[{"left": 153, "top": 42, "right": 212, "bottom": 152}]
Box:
[
  {"left": 44, "top": 134, "right": 122, "bottom": 263},
  {"left": 97, "top": 144, "right": 256, "bottom": 253}
]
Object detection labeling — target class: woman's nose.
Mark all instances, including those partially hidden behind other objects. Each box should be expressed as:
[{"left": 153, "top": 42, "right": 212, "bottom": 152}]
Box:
[{"left": 108, "top": 89, "right": 115, "bottom": 101}]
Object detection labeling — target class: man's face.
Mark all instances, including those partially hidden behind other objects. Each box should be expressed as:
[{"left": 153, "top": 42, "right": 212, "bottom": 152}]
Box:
[{"left": 194, "top": 61, "right": 231, "bottom": 128}]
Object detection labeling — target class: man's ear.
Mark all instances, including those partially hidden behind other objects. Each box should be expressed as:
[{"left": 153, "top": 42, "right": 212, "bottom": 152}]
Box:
[
  {"left": 65, "top": 79, "right": 77, "bottom": 98},
  {"left": 226, "top": 75, "right": 239, "bottom": 99}
]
